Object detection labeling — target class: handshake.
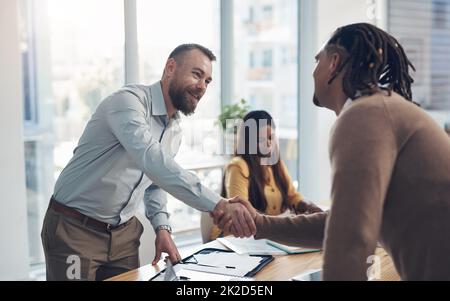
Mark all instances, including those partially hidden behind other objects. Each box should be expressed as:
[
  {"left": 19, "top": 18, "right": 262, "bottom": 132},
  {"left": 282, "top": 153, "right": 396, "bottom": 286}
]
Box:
[
  {"left": 211, "top": 197, "right": 258, "bottom": 238},
  {"left": 210, "top": 197, "right": 324, "bottom": 238}
]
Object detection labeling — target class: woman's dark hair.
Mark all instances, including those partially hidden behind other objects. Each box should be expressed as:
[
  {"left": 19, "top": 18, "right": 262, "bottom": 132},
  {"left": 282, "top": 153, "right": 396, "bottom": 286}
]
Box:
[
  {"left": 221, "top": 110, "right": 289, "bottom": 212},
  {"left": 326, "top": 22, "right": 416, "bottom": 102}
]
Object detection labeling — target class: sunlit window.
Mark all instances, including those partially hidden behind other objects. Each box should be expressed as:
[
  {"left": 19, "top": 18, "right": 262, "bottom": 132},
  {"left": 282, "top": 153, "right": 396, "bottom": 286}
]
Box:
[
  {"left": 137, "top": 0, "right": 222, "bottom": 234},
  {"left": 389, "top": 0, "right": 450, "bottom": 109},
  {"left": 20, "top": 0, "right": 124, "bottom": 265},
  {"left": 233, "top": 0, "right": 299, "bottom": 184}
]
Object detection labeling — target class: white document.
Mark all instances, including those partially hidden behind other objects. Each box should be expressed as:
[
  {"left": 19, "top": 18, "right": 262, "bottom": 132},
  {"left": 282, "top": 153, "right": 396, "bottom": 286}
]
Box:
[
  {"left": 192, "top": 252, "right": 261, "bottom": 268},
  {"left": 174, "top": 269, "right": 253, "bottom": 281},
  {"left": 185, "top": 252, "right": 263, "bottom": 277},
  {"left": 183, "top": 263, "right": 249, "bottom": 277},
  {"left": 266, "top": 240, "right": 321, "bottom": 254},
  {"left": 163, "top": 259, "right": 178, "bottom": 281},
  {"left": 150, "top": 240, "right": 276, "bottom": 281},
  {"left": 217, "top": 236, "right": 286, "bottom": 255},
  {"left": 151, "top": 255, "right": 260, "bottom": 280}
]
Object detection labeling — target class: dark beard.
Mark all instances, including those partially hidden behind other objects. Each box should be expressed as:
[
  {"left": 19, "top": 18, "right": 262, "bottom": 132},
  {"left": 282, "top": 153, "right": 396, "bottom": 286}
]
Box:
[
  {"left": 312, "top": 94, "right": 323, "bottom": 107},
  {"left": 168, "top": 81, "right": 197, "bottom": 116}
]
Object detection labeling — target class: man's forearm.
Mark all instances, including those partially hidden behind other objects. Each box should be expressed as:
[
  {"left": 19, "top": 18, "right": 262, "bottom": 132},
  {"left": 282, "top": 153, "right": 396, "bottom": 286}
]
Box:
[{"left": 254, "top": 212, "right": 328, "bottom": 249}]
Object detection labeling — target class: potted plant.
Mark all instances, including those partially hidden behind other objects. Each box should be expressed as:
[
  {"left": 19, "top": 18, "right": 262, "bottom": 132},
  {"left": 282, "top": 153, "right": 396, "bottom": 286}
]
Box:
[{"left": 216, "top": 99, "right": 250, "bottom": 154}]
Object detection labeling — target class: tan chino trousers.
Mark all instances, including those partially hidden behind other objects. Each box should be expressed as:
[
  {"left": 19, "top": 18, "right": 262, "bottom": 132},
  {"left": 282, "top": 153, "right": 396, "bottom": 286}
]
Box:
[{"left": 41, "top": 207, "right": 143, "bottom": 281}]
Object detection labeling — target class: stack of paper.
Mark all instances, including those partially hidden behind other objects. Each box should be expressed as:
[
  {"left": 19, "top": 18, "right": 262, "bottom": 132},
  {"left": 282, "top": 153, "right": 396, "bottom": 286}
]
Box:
[
  {"left": 175, "top": 269, "right": 254, "bottom": 281},
  {"left": 217, "top": 236, "right": 321, "bottom": 255},
  {"left": 192, "top": 253, "right": 262, "bottom": 270},
  {"left": 217, "top": 237, "right": 286, "bottom": 255},
  {"left": 266, "top": 240, "right": 320, "bottom": 254}
]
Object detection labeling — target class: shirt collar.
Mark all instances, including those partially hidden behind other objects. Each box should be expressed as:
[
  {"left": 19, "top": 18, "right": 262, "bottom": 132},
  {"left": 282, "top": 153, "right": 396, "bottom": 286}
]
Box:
[
  {"left": 149, "top": 81, "right": 180, "bottom": 120},
  {"left": 340, "top": 90, "right": 364, "bottom": 115},
  {"left": 341, "top": 98, "right": 353, "bottom": 113}
]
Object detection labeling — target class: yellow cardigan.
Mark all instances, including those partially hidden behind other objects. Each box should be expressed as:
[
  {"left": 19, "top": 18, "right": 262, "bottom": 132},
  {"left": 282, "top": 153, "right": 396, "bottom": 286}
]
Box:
[{"left": 210, "top": 156, "right": 305, "bottom": 241}]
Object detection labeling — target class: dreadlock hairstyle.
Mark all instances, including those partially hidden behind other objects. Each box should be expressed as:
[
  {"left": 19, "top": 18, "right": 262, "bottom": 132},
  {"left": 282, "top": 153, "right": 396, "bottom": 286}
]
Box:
[{"left": 325, "top": 23, "right": 416, "bottom": 103}]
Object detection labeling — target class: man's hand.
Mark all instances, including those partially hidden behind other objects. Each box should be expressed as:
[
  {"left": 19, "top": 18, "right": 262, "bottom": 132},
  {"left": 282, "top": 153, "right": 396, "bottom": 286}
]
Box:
[
  {"left": 212, "top": 197, "right": 256, "bottom": 238},
  {"left": 152, "top": 229, "right": 181, "bottom": 265},
  {"left": 228, "top": 197, "right": 257, "bottom": 219},
  {"left": 295, "top": 200, "right": 323, "bottom": 215},
  {"left": 227, "top": 197, "right": 260, "bottom": 237}
]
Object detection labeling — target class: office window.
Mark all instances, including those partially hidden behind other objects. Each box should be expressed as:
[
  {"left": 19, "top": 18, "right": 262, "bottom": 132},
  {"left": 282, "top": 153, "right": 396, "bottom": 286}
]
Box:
[
  {"left": 389, "top": 0, "right": 450, "bottom": 109},
  {"left": 433, "top": 1, "right": 448, "bottom": 28},
  {"left": 249, "top": 6, "right": 255, "bottom": 23},
  {"left": 137, "top": 0, "right": 222, "bottom": 235},
  {"left": 262, "top": 49, "right": 273, "bottom": 68},
  {"left": 262, "top": 5, "right": 274, "bottom": 21},
  {"left": 233, "top": 0, "right": 299, "bottom": 185},
  {"left": 249, "top": 51, "right": 256, "bottom": 68},
  {"left": 20, "top": 0, "right": 124, "bottom": 265}
]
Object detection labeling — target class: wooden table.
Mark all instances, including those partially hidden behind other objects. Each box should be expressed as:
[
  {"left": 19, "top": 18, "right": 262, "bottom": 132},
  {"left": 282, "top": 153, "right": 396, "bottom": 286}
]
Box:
[{"left": 107, "top": 241, "right": 400, "bottom": 281}]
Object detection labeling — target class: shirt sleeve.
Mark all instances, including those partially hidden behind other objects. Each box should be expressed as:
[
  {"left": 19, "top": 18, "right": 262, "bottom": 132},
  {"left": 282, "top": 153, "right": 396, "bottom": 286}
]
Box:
[
  {"left": 254, "top": 211, "right": 328, "bottom": 249},
  {"left": 143, "top": 184, "right": 170, "bottom": 230},
  {"left": 105, "top": 92, "right": 221, "bottom": 213},
  {"left": 323, "top": 102, "right": 397, "bottom": 280}
]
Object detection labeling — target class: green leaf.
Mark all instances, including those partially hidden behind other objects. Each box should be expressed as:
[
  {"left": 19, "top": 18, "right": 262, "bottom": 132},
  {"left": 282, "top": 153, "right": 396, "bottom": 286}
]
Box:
[{"left": 217, "top": 99, "right": 250, "bottom": 130}]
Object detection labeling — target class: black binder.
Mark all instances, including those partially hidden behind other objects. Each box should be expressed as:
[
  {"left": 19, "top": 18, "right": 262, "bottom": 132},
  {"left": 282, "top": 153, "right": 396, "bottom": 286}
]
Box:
[{"left": 149, "top": 248, "right": 274, "bottom": 281}]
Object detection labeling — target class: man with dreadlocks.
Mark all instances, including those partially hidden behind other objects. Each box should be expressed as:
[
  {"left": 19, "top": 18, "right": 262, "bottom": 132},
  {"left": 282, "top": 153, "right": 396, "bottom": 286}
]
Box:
[{"left": 221, "top": 23, "right": 450, "bottom": 280}]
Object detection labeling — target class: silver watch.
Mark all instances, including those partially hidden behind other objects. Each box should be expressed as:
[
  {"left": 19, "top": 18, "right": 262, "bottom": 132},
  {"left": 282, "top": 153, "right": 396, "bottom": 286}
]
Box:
[{"left": 155, "top": 225, "right": 172, "bottom": 234}]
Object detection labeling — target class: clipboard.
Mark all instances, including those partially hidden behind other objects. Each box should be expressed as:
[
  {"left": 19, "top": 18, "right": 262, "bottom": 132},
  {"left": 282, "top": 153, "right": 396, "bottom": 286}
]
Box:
[{"left": 149, "top": 248, "right": 273, "bottom": 281}]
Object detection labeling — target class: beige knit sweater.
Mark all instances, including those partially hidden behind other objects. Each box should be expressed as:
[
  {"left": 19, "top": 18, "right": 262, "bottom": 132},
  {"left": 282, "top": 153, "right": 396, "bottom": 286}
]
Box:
[{"left": 255, "top": 92, "right": 450, "bottom": 280}]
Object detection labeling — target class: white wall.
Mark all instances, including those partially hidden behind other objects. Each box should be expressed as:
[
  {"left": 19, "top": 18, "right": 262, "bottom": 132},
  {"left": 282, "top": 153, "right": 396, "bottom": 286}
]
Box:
[
  {"left": 0, "top": 0, "right": 30, "bottom": 280},
  {"left": 299, "top": 0, "right": 386, "bottom": 203}
]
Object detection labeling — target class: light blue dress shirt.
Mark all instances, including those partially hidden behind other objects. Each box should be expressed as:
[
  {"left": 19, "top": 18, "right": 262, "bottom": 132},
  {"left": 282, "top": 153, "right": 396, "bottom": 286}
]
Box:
[{"left": 53, "top": 81, "right": 221, "bottom": 229}]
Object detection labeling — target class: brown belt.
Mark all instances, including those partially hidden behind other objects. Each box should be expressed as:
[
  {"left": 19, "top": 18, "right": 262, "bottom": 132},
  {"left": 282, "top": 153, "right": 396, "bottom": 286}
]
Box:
[{"left": 49, "top": 197, "right": 126, "bottom": 231}]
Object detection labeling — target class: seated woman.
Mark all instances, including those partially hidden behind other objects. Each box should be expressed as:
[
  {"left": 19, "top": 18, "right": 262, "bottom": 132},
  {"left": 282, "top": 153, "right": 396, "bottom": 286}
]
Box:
[{"left": 210, "top": 110, "right": 322, "bottom": 240}]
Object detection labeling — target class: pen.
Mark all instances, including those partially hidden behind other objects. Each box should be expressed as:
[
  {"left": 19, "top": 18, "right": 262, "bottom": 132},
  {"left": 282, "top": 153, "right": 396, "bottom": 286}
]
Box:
[
  {"left": 225, "top": 266, "right": 236, "bottom": 269},
  {"left": 179, "top": 276, "right": 190, "bottom": 280}
]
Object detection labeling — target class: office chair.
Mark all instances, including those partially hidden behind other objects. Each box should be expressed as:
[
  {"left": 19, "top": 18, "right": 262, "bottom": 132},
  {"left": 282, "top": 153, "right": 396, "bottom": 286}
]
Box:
[{"left": 200, "top": 211, "right": 214, "bottom": 243}]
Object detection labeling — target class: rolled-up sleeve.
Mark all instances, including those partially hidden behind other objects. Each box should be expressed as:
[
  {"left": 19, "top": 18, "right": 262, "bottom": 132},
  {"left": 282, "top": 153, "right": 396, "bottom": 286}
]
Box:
[{"left": 105, "top": 92, "right": 221, "bottom": 213}]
